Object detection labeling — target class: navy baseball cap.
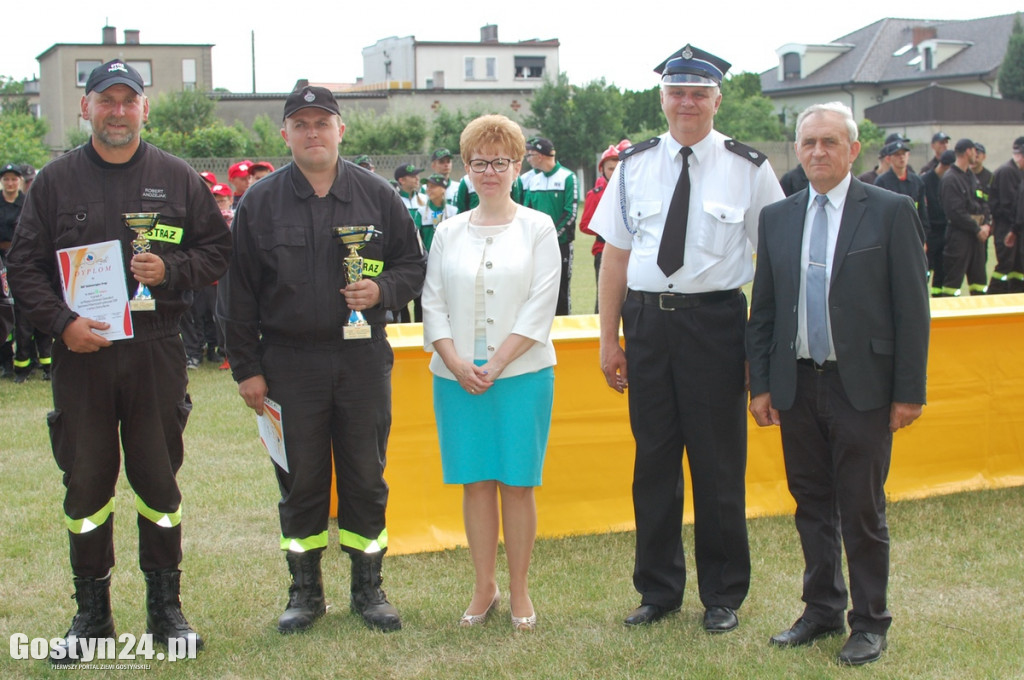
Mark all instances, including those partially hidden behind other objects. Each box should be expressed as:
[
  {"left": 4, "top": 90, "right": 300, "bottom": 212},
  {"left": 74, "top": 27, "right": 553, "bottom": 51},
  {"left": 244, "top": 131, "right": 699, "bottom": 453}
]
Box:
[
  {"left": 655, "top": 44, "right": 730, "bottom": 87},
  {"left": 283, "top": 86, "right": 340, "bottom": 119},
  {"left": 954, "top": 138, "right": 976, "bottom": 154},
  {"left": 394, "top": 164, "right": 423, "bottom": 180},
  {"left": 527, "top": 137, "right": 555, "bottom": 156},
  {"left": 85, "top": 59, "right": 145, "bottom": 95}
]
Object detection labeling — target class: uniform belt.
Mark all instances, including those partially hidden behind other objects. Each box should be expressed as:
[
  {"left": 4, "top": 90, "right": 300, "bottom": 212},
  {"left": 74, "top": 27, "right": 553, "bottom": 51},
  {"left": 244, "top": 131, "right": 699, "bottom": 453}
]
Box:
[
  {"left": 797, "top": 358, "right": 838, "bottom": 372},
  {"left": 626, "top": 288, "right": 738, "bottom": 310}
]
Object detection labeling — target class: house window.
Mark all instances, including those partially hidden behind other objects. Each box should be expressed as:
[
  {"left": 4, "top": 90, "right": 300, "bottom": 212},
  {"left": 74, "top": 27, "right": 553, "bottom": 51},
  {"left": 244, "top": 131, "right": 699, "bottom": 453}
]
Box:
[
  {"left": 465, "top": 57, "right": 475, "bottom": 80},
  {"left": 76, "top": 60, "right": 102, "bottom": 86},
  {"left": 514, "top": 56, "right": 545, "bottom": 79},
  {"left": 127, "top": 61, "right": 152, "bottom": 86},
  {"left": 486, "top": 57, "right": 497, "bottom": 79},
  {"left": 782, "top": 52, "right": 801, "bottom": 81},
  {"left": 182, "top": 59, "right": 197, "bottom": 91}
]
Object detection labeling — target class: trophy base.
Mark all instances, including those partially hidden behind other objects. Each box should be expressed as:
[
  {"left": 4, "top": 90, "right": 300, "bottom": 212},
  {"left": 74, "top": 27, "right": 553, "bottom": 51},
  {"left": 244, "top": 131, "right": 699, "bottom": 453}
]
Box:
[
  {"left": 130, "top": 299, "right": 156, "bottom": 312},
  {"left": 343, "top": 323, "right": 371, "bottom": 340}
]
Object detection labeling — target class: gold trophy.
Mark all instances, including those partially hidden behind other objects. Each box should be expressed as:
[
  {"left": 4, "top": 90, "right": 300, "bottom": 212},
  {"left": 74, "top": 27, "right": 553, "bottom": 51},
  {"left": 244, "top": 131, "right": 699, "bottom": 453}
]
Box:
[
  {"left": 123, "top": 212, "right": 160, "bottom": 311},
  {"left": 332, "top": 225, "right": 380, "bottom": 340}
]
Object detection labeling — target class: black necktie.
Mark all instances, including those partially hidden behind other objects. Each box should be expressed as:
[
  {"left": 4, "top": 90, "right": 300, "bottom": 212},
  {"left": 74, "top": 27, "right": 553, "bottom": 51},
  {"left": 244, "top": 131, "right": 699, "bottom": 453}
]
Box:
[{"left": 658, "top": 146, "right": 693, "bottom": 276}]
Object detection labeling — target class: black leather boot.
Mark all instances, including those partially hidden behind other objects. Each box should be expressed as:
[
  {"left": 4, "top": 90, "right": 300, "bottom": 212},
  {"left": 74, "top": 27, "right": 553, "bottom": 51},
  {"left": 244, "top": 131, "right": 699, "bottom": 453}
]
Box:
[
  {"left": 50, "top": 573, "right": 116, "bottom": 664},
  {"left": 349, "top": 551, "right": 401, "bottom": 632},
  {"left": 278, "top": 550, "right": 327, "bottom": 633},
  {"left": 144, "top": 569, "right": 204, "bottom": 650}
]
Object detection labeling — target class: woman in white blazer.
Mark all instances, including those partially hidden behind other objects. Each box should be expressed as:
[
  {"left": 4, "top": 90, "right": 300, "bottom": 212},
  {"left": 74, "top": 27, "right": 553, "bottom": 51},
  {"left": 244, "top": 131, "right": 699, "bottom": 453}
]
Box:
[{"left": 421, "top": 114, "right": 560, "bottom": 631}]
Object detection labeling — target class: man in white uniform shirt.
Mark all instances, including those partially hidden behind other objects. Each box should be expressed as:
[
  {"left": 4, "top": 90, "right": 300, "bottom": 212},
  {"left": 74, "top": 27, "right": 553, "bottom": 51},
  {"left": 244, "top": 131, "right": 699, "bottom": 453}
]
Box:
[{"left": 590, "top": 44, "right": 783, "bottom": 633}]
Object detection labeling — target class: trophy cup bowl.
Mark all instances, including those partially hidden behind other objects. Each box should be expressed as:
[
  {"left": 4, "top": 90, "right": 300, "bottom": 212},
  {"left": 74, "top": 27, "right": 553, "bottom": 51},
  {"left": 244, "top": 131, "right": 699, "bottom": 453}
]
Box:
[
  {"left": 332, "top": 226, "right": 380, "bottom": 340},
  {"left": 123, "top": 212, "right": 161, "bottom": 311}
]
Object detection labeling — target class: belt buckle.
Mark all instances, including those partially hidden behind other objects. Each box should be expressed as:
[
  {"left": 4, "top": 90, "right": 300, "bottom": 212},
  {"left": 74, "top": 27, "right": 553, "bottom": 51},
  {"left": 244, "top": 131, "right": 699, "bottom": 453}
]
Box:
[{"left": 658, "top": 293, "right": 676, "bottom": 311}]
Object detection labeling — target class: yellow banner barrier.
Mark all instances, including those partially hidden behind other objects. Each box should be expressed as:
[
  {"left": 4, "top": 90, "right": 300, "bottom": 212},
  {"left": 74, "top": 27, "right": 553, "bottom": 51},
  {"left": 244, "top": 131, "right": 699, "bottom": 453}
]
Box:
[{"left": 340, "top": 294, "right": 1024, "bottom": 555}]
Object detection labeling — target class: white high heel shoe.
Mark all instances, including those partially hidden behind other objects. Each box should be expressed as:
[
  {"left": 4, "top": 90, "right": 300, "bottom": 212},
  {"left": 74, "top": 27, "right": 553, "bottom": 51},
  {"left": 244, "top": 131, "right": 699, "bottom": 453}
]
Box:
[{"left": 459, "top": 588, "right": 500, "bottom": 627}]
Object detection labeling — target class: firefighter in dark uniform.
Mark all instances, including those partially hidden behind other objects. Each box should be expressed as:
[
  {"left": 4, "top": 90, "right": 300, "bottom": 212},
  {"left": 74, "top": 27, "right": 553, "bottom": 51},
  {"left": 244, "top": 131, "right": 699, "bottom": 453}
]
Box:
[
  {"left": 7, "top": 60, "right": 230, "bottom": 662},
  {"left": 590, "top": 45, "right": 784, "bottom": 633},
  {"left": 2, "top": 162, "right": 54, "bottom": 382},
  {"left": 986, "top": 137, "right": 1024, "bottom": 293},
  {"left": 218, "top": 86, "right": 426, "bottom": 634},
  {"left": 1, "top": 162, "right": 25, "bottom": 378},
  {"left": 922, "top": 150, "right": 956, "bottom": 295},
  {"left": 874, "top": 140, "right": 928, "bottom": 243},
  {"left": 939, "top": 139, "right": 991, "bottom": 296}
]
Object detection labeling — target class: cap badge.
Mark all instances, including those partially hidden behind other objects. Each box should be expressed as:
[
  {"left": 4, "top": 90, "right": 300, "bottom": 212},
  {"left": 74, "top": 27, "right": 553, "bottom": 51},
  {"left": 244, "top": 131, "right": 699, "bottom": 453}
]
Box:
[
  {"left": 109, "top": 63, "right": 127, "bottom": 74},
  {"left": 681, "top": 46, "right": 693, "bottom": 60},
  {"left": 303, "top": 90, "right": 316, "bottom": 103}
]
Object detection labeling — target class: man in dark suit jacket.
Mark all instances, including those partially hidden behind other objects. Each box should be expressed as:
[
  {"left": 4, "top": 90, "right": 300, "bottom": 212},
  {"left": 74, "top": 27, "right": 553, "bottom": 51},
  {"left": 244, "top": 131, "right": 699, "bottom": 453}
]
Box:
[{"left": 746, "top": 102, "right": 930, "bottom": 667}]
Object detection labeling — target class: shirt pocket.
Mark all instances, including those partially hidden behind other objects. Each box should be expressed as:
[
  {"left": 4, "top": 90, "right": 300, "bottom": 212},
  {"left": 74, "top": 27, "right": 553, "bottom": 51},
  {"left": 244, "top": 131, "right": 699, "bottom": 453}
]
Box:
[
  {"left": 697, "top": 201, "right": 745, "bottom": 256},
  {"left": 53, "top": 204, "right": 93, "bottom": 250},
  {"left": 629, "top": 199, "right": 663, "bottom": 244},
  {"left": 258, "top": 227, "right": 309, "bottom": 283}
]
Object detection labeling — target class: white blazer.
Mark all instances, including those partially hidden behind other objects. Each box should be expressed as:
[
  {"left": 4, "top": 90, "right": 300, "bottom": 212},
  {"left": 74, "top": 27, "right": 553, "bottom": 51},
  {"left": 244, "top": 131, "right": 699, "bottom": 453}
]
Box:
[{"left": 422, "top": 205, "right": 560, "bottom": 380}]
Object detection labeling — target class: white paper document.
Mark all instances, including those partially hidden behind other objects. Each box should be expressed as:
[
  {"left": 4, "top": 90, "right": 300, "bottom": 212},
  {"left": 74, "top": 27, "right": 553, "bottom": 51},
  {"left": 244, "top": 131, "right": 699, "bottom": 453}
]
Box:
[
  {"left": 56, "top": 240, "right": 134, "bottom": 341},
  {"left": 257, "top": 398, "right": 288, "bottom": 472}
]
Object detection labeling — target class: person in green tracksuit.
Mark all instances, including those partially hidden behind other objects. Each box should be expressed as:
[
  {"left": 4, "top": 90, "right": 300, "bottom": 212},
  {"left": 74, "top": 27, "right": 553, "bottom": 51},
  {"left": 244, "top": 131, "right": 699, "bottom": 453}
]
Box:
[{"left": 522, "top": 137, "right": 576, "bottom": 315}]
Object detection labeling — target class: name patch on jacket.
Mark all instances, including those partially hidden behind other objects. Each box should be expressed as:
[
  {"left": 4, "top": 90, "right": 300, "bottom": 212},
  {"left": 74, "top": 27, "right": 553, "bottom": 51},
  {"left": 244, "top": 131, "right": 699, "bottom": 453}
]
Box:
[
  {"left": 142, "top": 187, "right": 167, "bottom": 200},
  {"left": 361, "top": 259, "right": 383, "bottom": 277},
  {"left": 147, "top": 224, "right": 183, "bottom": 244}
]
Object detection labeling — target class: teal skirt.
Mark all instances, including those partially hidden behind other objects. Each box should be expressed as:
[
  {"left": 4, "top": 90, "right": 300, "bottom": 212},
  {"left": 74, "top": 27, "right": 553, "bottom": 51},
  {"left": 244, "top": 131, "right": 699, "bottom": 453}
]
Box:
[{"left": 433, "top": 366, "right": 554, "bottom": 486}]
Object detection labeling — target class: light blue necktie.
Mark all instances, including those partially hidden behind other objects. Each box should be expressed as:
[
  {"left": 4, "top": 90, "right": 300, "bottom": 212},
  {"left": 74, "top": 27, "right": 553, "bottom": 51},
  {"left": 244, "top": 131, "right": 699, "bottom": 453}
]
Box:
[{"left": 807, "top": 194, "right": 830, "bottom": 365}]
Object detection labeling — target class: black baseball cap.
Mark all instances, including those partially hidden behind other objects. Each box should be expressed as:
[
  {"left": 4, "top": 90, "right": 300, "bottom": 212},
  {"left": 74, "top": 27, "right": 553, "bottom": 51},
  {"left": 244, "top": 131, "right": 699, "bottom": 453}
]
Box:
[
  {"left": 883, "top": 141, "right": 910, "bottom": 156},
  {"left": 424, "top": 173, "right": 449, "bottom": 187},
  {"left": 931, "top": 132, "right": 951, "bottom": 143},
  {"left": 527, "top": 137, "right": 555, "bottom": 156},
  {"left": 939, "top": 150, "right": 956, "bottom": 166},
  {"left": 954, "top": 138, "right": 976, "bottom": 154},
  {"left": 1013, "top": 137, "right": 1024, "bottom": 153},
  {"left": 1, "top": 163, "right": 23, "bottom": 177},
  {"left": 394, "top": 164, "right": 423, "bottom": 180},
  {"left": 85, "top": 59, "right": 145, "bottom": 95},
  {"left": 431, "top": 148, "right": 453, "bottom": 162},
  {"left": 283, "top": 86, "right": 340, "bottom": 119}
]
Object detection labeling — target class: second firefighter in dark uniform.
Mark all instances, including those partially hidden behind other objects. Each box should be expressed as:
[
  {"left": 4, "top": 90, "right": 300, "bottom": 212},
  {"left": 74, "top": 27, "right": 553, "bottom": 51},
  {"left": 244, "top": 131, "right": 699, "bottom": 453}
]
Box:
[
  {"left": 939, "top": 139, "right": 991, "bottom": 296},
  {"left": 218, "top": 86, "right": 426, "bottom": 634}
]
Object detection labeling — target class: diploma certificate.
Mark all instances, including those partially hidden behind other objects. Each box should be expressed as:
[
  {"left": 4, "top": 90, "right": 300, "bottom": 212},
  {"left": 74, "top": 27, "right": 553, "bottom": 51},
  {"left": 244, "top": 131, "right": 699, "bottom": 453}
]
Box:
[
  {"left": 257, "top": 398, "right": 288, "bottom": 472},
  {"left": 57, "top": 240, "right": 134, "bottom": 341}
]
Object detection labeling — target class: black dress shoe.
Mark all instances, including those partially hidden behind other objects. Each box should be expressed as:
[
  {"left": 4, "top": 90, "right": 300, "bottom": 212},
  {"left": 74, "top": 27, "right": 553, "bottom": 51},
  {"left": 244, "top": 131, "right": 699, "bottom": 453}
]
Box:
[
  {"left": 770, "top": 617, "right": 845, "bottom": 647},
  {"left": 838, "top": 631, "right": 886, "bottom": 665},
  {"left": 703, "top": 606, "right": 738, "bottom": 633},
  {"left": 624, "top": 604, "right": 677, "bottom": 626}
]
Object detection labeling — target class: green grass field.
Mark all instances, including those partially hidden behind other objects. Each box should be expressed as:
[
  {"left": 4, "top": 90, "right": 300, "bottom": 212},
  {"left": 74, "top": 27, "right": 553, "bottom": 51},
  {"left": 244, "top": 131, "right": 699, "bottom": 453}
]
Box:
[{"left": 2, "top": 345, "right": 1022, "bottom": 679}]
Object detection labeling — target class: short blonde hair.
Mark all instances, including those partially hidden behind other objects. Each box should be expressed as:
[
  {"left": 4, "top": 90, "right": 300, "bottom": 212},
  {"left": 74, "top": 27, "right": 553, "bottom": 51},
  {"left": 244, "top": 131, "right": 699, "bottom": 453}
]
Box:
[{"left": 460, "top": 114, "right": 526, "bottom": 163}]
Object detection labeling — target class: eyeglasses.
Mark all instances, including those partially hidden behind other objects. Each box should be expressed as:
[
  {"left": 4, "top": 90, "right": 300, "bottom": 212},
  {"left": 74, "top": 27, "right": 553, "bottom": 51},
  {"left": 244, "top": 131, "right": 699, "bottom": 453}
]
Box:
[{"left": 468, "top": 158, "right": 514, "bottom": 174}]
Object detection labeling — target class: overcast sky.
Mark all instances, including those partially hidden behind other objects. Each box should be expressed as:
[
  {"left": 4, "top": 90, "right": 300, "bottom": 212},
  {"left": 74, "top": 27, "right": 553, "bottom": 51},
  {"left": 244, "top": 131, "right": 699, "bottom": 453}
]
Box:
[{"left": 6, "top": 2, "right": 1022, "bottom": 94}]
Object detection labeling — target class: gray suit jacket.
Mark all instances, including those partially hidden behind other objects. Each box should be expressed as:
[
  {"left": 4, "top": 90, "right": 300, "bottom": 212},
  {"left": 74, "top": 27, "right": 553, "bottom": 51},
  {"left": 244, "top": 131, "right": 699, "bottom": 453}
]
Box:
[{"left": 747, "top": 178, "right": 930, "bottom": 411}]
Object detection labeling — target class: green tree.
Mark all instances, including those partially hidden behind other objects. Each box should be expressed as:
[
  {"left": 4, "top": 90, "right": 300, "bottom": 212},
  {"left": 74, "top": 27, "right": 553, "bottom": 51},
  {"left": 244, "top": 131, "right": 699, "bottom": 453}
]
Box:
[
  {"left": 429, "top": 105, "right": 490, "bottom": 156},
  {"left": 147, "top": 90, "right": 217, "bottom": 135},
  {"left": 0, "top": 113, "right": 49, "bottom": 168},
  {"left": 526, "top": 74, "right": 625, "bottom": 182},
  {"left": 250, "top": 114, "right": 289, "bottom": 157},
  {"left": 0, "top": 76, "right": 31, "bottom": 116},
  {"left": 621, "top": 86, "right": 663, "bottom": 141},
  {"left": 339, "top": 109, "right": 428, "bottom": 155},
  {"left": 715, "top": 73, "right": 786, "bottom": 142},
  {"left": 857, "top": 119, "right": 886, "bottom": 149},
  {"left": 183, "top": 125, "right": 251, "bottom": 158},
  {"left": 0, "top": 77, "right": 49, "bottom": 167},
  {"left": 998, "top": 13, "right": 1024, "bottom": 102}
]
